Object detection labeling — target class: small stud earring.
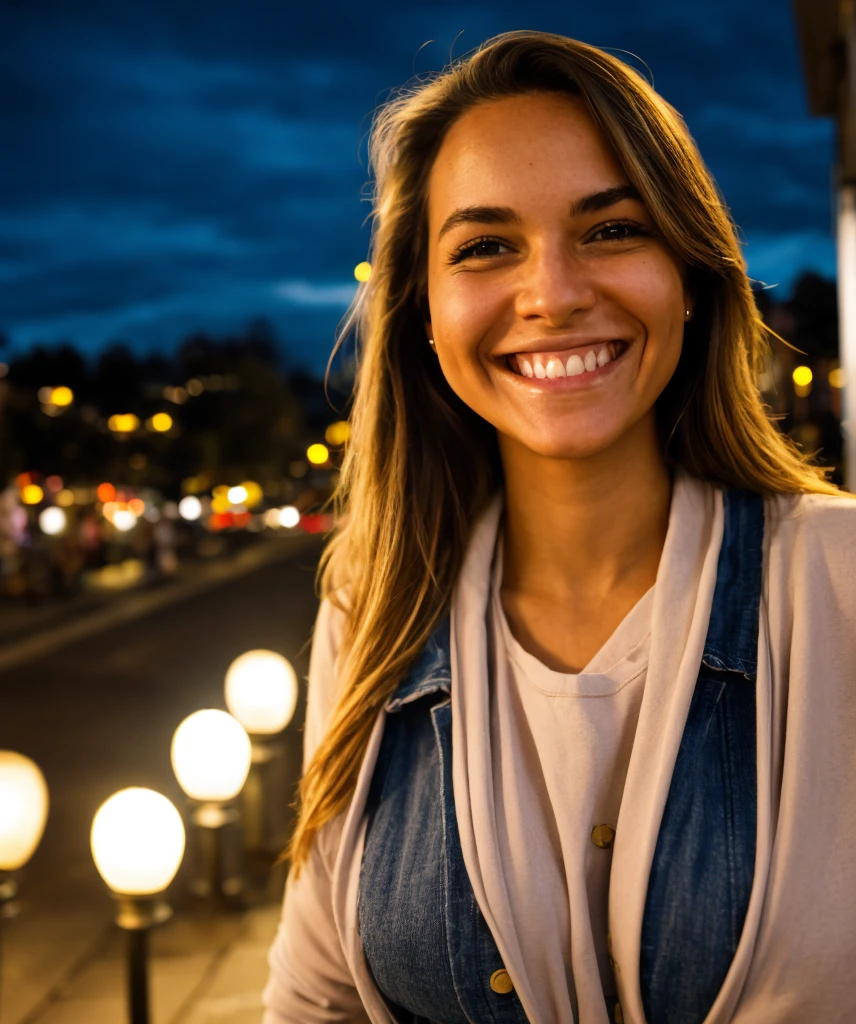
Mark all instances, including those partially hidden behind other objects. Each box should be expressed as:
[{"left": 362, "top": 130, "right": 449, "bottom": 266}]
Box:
[
  {"left": 428, "top": 337, "right": 436, "bottom": 348},
  {"left": 685, "top": 309, "right": 691, "bottom": 320}
]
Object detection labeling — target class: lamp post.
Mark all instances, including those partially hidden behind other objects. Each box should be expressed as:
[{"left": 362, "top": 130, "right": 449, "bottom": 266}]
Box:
[
  {"left": 90, "top": 787, "right": 185, "bottom": 1024},
  {"left": 171, "top": 710, "right": 251, "bottom": 909},
  {"left": 0, "top": 752, "right": 49, "bottom": 1017},
  {"left": 224, "top": 650, "right": 298, "bottom": 859}
]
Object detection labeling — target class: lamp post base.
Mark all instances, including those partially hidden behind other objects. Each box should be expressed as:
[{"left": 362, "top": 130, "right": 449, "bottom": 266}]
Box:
[{"left": 112, "top": 893, "right": 173, "bottom": 1024}]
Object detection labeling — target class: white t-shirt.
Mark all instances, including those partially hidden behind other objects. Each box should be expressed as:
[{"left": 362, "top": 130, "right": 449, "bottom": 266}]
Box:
[{"left": 486, "top": 515, "right": 654, "bottom": 1022}]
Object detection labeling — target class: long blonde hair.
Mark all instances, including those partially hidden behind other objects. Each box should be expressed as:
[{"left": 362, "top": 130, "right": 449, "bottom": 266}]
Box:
[{"left": 286, "top": 29, "right": 844, "bottom": 876}]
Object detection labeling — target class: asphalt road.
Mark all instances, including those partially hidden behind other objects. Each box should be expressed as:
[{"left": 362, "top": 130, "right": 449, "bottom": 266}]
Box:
[{"left": 0, "top": 536, "right": 325, "bottom": 923}]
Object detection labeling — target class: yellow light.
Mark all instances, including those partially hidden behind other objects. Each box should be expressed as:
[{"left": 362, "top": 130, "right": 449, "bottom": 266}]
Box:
[
  {"left": 148, "top": 412, "right": 173, "bottom": 433},
  {"left": 307, "top": 443, "right": 329, "bottom": 465},
  {"left": 0, "top": 752, "right": 49, "bottom": 871},
  {"left": 211, "top": 493, "right": 232, "bottom": 514},
  {"left": 50, "top": 386, "right": 74, "bottom": 407},
  {"left": 56, "top": 488, "right": 75, "bottom": 507},
  {"left": 239, "top": 481, "right": 263, "bottom": 509},
  {"left": 792, "top": 366, "right": 813, "bottom": 387},
  {"left": 90, "top": 788, "right": 185, "bottom": 895},
  {"left": 829, "top": 367, "right": 846, "bottom": 389},
  {"left": 170, "top": 710, "right": 252, "bottom": 802},
  {"left": 354, "top": 261, "right": 372, "bottom": 283},
  {"left": 21, "top": 484, "right": 44, "bottom": 505},
  {"left": 324, "top": 421, "right": 350, "bottom": 446},
  {"left": 225, "top": 650, "right": 298, "bottom": 735},
  {"left": 108, "top": 413, "right": 140, "bottom": 433}
]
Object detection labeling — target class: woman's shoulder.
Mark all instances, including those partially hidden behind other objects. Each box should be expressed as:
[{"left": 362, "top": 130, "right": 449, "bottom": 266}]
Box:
[
  {"left": 303, "top": 585, "right": 353, "bottom": 771},
  {"left": 765, "top": 487, "right": 856, "bottom": 538},
  {"left": 764, "top": 487, "right": 856, "bottom": 578}
]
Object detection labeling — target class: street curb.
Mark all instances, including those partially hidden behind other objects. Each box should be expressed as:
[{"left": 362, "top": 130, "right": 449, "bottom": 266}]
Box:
[{"left": 0, "top": 533, "right": 323, "bottom": 675}]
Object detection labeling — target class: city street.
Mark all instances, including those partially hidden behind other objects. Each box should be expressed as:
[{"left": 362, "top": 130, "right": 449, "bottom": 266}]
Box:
[{"left": 0, "top": 533, "right": 325, "bottom": 1024}]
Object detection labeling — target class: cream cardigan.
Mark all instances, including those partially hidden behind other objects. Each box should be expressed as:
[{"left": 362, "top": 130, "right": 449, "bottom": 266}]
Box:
[{"left": 263, "top": 469, "right": 856, "bottom": 1023}]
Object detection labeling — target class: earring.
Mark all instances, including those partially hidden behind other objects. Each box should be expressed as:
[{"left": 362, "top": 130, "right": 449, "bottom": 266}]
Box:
[
  {"left": 428, "top": 337, "right": 436, "bottom": 348},
  {"left": 685, "top": 309, "right": 691, "bottom": 320}
]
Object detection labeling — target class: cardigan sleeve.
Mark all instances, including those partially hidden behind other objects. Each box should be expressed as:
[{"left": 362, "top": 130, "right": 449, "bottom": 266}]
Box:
[{"left": 262, "top": 595, "right": 371, "bottom": 1023}]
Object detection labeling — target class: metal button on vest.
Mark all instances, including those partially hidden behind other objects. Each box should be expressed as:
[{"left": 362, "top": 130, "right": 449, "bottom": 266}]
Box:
[
  {"left": 489, "top": 968, "right": 514, "bottom": 994},
  {"left": 591, "top": 824, "right": 616, "bottom": 848}
]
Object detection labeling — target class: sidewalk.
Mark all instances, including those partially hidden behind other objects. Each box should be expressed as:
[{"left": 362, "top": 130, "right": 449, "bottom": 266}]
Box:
[
  {"left": 0, "top": 530, "right": 324, "bottom": 1023},
  {"left": 6, "top": 897, "right": 286, "bottom": 1024}
]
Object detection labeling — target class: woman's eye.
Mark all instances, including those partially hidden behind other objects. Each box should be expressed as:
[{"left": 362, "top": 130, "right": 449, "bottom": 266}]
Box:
[
  {"left": 449, "top": 238, "right": 510, "bottom": 264},
  {"left": 589, "top": 221, "right": 647, "bottom": 243}
]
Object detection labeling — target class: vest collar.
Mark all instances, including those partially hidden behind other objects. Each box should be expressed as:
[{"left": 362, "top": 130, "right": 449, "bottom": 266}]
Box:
[{"left": 384, "top": 613, "right": 451, "bottom": 712}]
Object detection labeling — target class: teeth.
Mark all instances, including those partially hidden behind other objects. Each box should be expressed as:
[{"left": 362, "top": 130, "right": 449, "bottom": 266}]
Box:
[{"left": 510, "top": 342, "right": 621, "bottom": 379}]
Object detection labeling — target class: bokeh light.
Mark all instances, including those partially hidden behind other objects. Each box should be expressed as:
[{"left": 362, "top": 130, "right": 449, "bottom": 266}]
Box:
[
  {"left": 38, "top": 507, "right": 67, "bottom": 536},
  {"left": 21, "top": 484, "right": 44, "bottom": 505},
  {"left": 178, "top": 496, "right": 202, "bottom": 521},
  {"left": 306, "top": 443, "right": 329, "bottom": 465}
]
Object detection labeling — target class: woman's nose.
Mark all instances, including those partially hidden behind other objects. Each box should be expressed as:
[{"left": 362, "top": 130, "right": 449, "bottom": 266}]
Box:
[{"left": 512, "top": 244, "right": 598, "bottom": 327}]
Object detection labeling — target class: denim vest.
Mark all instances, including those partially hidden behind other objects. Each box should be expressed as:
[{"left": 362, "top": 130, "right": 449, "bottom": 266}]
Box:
[{"left": 358, "top": 487, "right": 763, "bottom": 1024}]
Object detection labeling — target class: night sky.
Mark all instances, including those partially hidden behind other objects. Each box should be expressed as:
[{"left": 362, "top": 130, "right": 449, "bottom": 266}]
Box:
[{"left": 1, "top": 0, "right": 835, "bottom": 376}]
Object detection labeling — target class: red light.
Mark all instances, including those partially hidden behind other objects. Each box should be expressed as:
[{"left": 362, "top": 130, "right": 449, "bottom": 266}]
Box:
[{"left": 97, "top": 482, "right": 116, "bottom": 503}]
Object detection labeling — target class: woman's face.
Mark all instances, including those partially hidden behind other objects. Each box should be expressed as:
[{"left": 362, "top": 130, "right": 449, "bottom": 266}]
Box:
[{"left": 423, "top": 91, "right": 693, "bottom": 461}]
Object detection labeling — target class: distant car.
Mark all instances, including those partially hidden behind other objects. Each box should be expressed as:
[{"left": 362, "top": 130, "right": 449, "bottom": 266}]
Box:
[{"left": 298, "top": 506, "right": 335, "bottom": 534}]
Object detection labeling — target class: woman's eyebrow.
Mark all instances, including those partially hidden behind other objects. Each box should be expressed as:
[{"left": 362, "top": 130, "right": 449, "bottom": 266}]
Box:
[{"left": 436, "top": 183, "right": 643, "bottom": 242}]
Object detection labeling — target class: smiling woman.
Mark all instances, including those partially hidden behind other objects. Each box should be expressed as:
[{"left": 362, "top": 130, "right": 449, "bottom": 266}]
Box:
[{"left": 262, "top": 30, "right": 856, "bottom": 1024}]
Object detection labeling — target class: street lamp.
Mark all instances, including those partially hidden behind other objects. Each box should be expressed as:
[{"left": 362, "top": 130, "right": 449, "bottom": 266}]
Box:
[
  {"left": 171, "top": 710, "right": 251, "bottom": 908},
  {"left": 225, "top": 650, "right": 298, "bottom": 859},
  {"left": 90, "top": 787, "right": 185, "bottom": 1024},
  {"left": 0, "top": 752, "right": 49, "bottom": 1011}
]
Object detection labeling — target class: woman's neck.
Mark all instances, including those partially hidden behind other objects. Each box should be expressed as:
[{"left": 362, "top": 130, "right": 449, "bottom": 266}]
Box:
[{"left": 497, "top": 419, "right": 673, "bottom": 606}]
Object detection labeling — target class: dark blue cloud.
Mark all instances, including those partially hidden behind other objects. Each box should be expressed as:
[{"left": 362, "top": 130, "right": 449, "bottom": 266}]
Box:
[{"left": 0, "top": 0, "right": 836, "bottom": 374}]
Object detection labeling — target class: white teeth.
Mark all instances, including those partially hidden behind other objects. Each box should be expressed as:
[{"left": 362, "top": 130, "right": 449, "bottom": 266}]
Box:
[
  {"left": 510, "top": 342, "right": 620, "bottom": 378},
  {"left": 546, "top": 357, "right": 566, "bottom": 379}
]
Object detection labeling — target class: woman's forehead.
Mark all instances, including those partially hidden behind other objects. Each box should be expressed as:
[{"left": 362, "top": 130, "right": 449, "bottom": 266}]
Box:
[{"left": 426, "top": 96, "right": 629, "bottom": 231}]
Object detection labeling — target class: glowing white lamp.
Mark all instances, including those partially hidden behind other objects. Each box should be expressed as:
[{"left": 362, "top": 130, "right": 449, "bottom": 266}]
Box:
[
  {"left": 0, "top": 752, "right": 49, "bottom": 871},
  {"left": 171, "top": 710, "right": 251, "bottom": 802},
  {"left": 91, "top": 788, "right": 185, "bottom": 896},
  {"left": 178, "top": 496, "right": 202, "bottom": 521},
  {"left": 38, "top": 506, "right": 67, "bottom": 537},
  {"left": 91, "top": 788, "right": 185, "bottom": 1024},
  {"left": 225, "top": 650, "right": 298, "bottom": 736},
  {"left": 112, "top": 509, "right": 138, "bottom": 532},
  {"left": 278, "top": 506, "right": 300, "bottom": 528}
]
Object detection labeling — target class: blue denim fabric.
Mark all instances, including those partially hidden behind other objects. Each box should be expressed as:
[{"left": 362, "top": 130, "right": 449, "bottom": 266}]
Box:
[
  {"left": 640, "top": 488, "right": 762, "bottom": 1024},
  {"left": 358, "top": 487, "right": 764, "bottom": 1024}
]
